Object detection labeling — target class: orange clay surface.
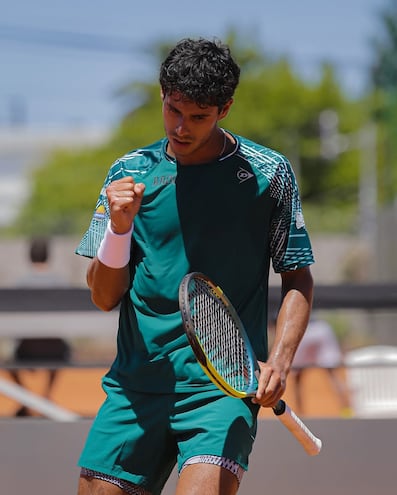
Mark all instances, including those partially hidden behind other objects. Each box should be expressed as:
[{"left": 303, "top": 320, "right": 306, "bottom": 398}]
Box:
[{"left": 0, "top": 367, "right": 349, "bottom": 419}]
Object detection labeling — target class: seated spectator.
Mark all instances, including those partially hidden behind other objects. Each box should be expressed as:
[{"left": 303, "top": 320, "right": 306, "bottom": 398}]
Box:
[
  {"left": 291, "top": 315, "right": 351, "bottom": 416},
  {"left": 11, "top": 237, "right": 71, "bottom": 416},
  {"left": 268, "top": 313, "right": 351, "bottom": 416}
]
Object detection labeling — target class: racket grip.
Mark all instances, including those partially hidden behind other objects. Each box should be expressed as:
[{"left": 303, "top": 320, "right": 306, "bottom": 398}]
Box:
[{"left": 272, "top": 400, "right": 322, "bottom": 456}]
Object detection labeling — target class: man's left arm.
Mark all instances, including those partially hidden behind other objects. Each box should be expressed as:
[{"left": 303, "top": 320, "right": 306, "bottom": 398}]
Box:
[{"left": 253, "top": 266, "right": 313, "bottom": 407}]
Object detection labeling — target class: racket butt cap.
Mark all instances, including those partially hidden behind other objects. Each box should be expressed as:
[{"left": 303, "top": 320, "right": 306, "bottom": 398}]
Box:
[{"left": 272, "top": 399, "right": 286, "bottom": 416}]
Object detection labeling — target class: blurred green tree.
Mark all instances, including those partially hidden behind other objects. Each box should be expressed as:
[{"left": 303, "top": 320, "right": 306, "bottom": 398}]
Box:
[
  {"left": 371, "top": 1, "right": 397, "bottom": 91},
  {"left": 370, "top": 0, "right": 397, "bottom": 204}
]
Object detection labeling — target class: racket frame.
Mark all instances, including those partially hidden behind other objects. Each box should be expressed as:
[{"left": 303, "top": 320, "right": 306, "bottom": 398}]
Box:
[{"left": 179, "top": 272, "right": 259, "bottom": 398}]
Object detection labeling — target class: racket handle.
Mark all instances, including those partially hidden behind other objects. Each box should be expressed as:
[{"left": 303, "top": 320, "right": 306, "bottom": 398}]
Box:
[{"left": 272, "top": 400, "right": 322, "bottom": 456}]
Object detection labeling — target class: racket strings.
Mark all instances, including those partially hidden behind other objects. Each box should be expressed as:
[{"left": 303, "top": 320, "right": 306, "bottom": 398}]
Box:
[{"left": 189, "top": 281, "right": 252, "bottom": 391}]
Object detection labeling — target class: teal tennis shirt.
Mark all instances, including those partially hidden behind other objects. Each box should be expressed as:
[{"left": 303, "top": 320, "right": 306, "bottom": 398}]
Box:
[{"left": 76, "top": 132, "right": 314, "bottom": 393}]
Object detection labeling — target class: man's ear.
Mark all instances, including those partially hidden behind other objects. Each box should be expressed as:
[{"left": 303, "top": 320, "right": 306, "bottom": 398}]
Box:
[
  {"left": 219, "top": 98, "right": 234, "bottom": 120},
  {"left": 160, "top": 89, "right": 165, "bottom": 100}
]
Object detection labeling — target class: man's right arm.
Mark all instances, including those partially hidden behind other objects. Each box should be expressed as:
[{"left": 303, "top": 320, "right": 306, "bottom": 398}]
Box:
[
  {"left": 87, "top": 259, "right": 130, "bottom": 311},
  {"left": 86, "top": 177, "right": 145, "bottom": 312}
]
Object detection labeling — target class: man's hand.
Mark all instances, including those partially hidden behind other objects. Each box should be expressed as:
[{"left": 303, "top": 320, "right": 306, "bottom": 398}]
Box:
[
  {"left": 106, "top": 177, "right": 145, "bottom": 234},
  {"left": 252, "top": 360, "right": 287, "bottom": 408}
]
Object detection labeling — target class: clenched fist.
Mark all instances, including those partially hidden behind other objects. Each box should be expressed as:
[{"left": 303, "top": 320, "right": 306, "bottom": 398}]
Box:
[{"left": 106, "top": 177, "right": 145, "bottom": 234}]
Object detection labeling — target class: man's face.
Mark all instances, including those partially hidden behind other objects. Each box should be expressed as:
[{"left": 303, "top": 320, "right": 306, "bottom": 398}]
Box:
[{"left": 162, "top": 91, "right": 232, "bottom": 165}]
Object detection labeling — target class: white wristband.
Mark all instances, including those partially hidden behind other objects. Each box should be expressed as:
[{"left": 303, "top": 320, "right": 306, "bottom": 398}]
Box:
[{"left": 97, "top": 220, "right": 133, "bottom": 269}]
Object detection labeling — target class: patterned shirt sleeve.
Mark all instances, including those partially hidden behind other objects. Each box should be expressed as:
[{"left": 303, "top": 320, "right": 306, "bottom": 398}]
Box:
[
  {"left": 75, "top": 170, "right": 113, "bottom": 258},
  {"left": 269, "top": 158, "right": 314, "bottom": 273},
  {"left": 75, "top": 149, "right": 151, "bottom": 259}
]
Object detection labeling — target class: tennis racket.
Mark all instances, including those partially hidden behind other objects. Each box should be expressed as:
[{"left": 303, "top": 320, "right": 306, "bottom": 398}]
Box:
[{"left": 179, "top": 272, "right": 322, "bottom": 456}]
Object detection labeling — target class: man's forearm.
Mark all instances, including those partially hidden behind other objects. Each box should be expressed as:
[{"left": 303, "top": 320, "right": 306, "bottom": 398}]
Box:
[
  {"left": 87, "top": 257, "right": 130, "bottom": 312},
  {"left": 269, "top": 267, "right": 313, "bottom": 372}
]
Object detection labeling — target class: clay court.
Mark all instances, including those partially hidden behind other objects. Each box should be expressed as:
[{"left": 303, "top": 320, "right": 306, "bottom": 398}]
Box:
[{"left": 0, "top": 366, "right": 348, "bottom": 419}]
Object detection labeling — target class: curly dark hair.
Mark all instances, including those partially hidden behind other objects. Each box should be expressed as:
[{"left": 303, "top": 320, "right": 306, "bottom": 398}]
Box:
[{"left": 159, "top": 38, "right": 240, "bottom": 110}]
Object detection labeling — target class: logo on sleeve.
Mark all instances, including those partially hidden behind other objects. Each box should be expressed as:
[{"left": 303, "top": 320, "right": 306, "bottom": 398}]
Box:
[
  {"left": 93, "top": 204, "right": 106, "bottom": 221},
  {"left": 237, "top": 167, "right": 254, "bottom": 184},
  {"left": 295, "top": 212, "right": 305, "bottom": 229}
]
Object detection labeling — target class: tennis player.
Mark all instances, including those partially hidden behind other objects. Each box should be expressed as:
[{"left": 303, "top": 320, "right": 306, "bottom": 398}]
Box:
[{"left": 75, "top": 37, "right": 314, "bottom": 495}]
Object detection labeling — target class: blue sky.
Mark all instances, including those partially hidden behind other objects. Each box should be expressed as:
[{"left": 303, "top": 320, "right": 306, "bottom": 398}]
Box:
[{"left": 0, "top": 0, "right": 390, "bottom": 129}]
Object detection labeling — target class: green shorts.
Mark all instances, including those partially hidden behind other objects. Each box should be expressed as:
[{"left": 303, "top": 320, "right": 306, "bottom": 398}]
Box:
[{"left": 78, "top": 377, "right": 260, "bottom": 494}]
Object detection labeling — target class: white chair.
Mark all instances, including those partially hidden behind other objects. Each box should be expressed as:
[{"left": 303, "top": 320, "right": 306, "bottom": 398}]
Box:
[{"left": 344, "top": 345, "right": 397, "bottom": 418}]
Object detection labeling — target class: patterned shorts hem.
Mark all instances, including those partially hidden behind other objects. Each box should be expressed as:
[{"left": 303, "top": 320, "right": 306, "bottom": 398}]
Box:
[
  {"left": 180, "top": 455, "right": 245, "bottom": 484},
  {"left": 80, "top": 467, "right": 148, "bottom": 495}
]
